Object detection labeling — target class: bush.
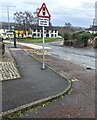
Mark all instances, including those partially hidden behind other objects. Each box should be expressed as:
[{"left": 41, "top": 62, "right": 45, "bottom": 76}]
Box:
[
  {"left": 72, "top": 32, "right": 91, "bottom": 47},
  {"left": 63, "top": 32, "right": 69, "bottom": 41},
  {"left": 93, "top": 37, "right": 97, "bottom": 48},
  {"left": 80, "top": 33, "right": 90, "bottom": 46},
  {"left": 63, "top": 32, "right": 73, "bottom": 45},
  {"left": 0, "top": 37, "right": 5, "bottom": 55}
]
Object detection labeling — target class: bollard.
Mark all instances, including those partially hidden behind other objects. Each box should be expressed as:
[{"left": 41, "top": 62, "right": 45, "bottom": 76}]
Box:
[
  {"left": 2, "top": 38, "right": 5, "bottom": 55},
  {"left": 14, "top": 31, "right": 16, "bottom": 48}
]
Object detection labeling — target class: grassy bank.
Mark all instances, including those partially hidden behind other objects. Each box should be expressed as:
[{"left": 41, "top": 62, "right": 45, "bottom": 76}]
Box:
[{"left": 18, "top": 37, "right": 63, "bottom": 43}]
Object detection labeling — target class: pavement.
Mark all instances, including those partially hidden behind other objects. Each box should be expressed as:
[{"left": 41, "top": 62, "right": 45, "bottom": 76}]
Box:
[
  {"left": 4, "top": 40, "right": 51, "bottom": 50},
  {"left": 1, "top": 45, "right": 71, "bottom": 117}
]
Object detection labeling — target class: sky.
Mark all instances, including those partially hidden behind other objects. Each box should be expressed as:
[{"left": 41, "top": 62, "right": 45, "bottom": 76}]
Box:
[{"left": 0, "top": 0, "right": 97, "bottom": 27}]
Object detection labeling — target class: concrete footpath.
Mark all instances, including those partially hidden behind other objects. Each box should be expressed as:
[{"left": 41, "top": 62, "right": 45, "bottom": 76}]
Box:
[{"left": 2, "top": 46, "right": 71, "bottom": 116}]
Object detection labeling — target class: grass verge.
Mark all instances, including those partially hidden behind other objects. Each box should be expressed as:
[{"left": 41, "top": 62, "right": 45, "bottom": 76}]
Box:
[{"left": 18, "top": 37, "right": 63, "bottom": 43}]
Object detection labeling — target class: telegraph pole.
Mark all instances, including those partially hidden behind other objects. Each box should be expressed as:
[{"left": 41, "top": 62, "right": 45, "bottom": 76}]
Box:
[{"left": 7, "top": 5, "right": 16, "bottom": 30}]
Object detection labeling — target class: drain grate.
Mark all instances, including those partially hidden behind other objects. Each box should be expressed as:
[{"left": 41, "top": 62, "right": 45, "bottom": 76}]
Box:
[{"left": 86, "top": 67, "right": 92, "bottom": 70}]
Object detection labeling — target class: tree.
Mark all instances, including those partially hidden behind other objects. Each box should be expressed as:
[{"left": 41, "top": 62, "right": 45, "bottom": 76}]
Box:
[
  {"left": 58, "top": 23, "right": 75, "bottom": 42},
  {"left": 33, "top": 8, "right": 40, "bottom": 25},
  {"left": 14, "top": 8, "right": 52, "bottom": 33},
  {"left": 14, "top": 11, "right": 34, "bottom": 33},
  {"left": 65, "top": 22, "right": 72, "bottom": 28}
]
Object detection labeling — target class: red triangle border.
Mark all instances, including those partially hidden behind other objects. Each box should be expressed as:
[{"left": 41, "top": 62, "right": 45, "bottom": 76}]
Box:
[{"left": 37, "top": 3, "right": 51, "bottom": 18}]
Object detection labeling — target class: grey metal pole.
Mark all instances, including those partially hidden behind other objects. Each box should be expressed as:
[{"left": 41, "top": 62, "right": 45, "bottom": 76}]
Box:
[
  {"left": 7, "top": 6, "right": 16, "bottom": 30},
  {"left": 42, "top": 26, "right": 45, "bottom": 69},
  {"left": 93, "top": 18, "right": 95, "bottom": 34},
  {"left": 7, "top": 6, "right": 10, "bottom": 30}
]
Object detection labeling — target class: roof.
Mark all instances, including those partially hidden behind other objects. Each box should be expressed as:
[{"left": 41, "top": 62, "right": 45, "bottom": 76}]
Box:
[
  {"left": 1, "top": 22, "right": 58, "bottom": 31},
  {"left": 86, "top": 25, "right": 97, "bottom": 31},
  {"left": 31, "top": 25, "right": 58, "bottom": 30}
]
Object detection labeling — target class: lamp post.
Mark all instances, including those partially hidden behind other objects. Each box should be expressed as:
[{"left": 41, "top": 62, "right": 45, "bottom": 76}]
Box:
[
  {"left": 23, "top": 13, "right": 27, "bottom": 40},
  {"left": 93, "top": 18, "right": 95, "bottom": 33},
  {"left": 7, "top": 5, "right": 16, "bottom": 30}
]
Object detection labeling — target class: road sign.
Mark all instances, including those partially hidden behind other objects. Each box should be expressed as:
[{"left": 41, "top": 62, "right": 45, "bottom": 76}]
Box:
[
  {"left": 39, "top": 18, "right": 49, "bottom": 27},
  {"left": 37, "top": 3, "right": 51, "bottom": 18},
  {"left": 37, "top": 3, "right": 51, "bottom": 70}
]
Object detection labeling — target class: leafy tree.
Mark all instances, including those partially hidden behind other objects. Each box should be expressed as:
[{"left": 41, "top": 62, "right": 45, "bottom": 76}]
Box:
[{"left": 72, "top": 31, "right": 91, "bottom": 46}]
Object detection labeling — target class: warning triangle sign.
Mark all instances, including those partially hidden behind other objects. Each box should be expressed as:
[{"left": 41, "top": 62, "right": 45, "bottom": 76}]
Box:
[{"left": 37, "top": 3, "right": 51, "bottom": 18}]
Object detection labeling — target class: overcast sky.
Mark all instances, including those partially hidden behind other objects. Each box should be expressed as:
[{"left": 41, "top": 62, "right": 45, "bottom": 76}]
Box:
[{"left": 0, "top": 0, "right": 96, "bottom": 27}]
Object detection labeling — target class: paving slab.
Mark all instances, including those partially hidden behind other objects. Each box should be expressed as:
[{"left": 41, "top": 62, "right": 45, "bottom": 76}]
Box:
[{"left": 0, "top": 47, "right": 20, "bottom": 81}]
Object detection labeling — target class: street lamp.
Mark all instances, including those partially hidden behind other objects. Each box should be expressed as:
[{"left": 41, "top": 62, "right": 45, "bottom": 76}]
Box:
[
  {"left": 7, "top": 5, "right": 16, "bottom": 30},
  {"left": 93, "top": 18, "right": 95, "bottom": 33}
]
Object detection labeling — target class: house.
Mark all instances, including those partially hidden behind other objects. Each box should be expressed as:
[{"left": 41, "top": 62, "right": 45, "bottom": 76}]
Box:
[
  {"left": 15, "top": 25, "right": 59, "bottom": 38},
  {"left": 30, "top": 25, "right": 59, "bottom": 38},
  {"left": 0, "top": 25, "right": 59, "bottom": 39},
  {"left": 86, "top": 25, "right": 97, "bottom": 33},
  {"left": 0, "top": 29, "right": 14, "bottom": 39}
]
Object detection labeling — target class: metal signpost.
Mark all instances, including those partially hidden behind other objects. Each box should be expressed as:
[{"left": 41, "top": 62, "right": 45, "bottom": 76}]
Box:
[{"left": 37, "top": 3, "right": 51, "bottom": 70}]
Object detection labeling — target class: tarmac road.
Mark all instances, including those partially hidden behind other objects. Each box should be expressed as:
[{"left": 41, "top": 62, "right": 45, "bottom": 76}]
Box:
[
  {"left": 4, "top": 40, "right": 96, "bottom": 69},
  {"left": 36, "top": 41, "right": 96, "bottom": 70},
  {"left": 19, "top": 45, "right": 95, "bottom": 118}
]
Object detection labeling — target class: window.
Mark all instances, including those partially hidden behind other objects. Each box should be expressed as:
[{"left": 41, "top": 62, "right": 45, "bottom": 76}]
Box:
[
  {"left": 38, "top": 33, "right": 40, "bottom": 37},
  {"left": 33, "top": 29, "right": 36, "bottom": 32},
  {"left": 33, "top": 33, "right": 36, "bottom": 36},
  {"left": 51, "top": 34, "right": 53, "bottom": 37},
  {"left": 38, "top": 29, "right": 40, "bottom": 32},
  {"left": 46, "top": 30, "right": 49, "bottom": 33},
  {"left": 46, "top": 34, "right": 49, "bottom": 37}
]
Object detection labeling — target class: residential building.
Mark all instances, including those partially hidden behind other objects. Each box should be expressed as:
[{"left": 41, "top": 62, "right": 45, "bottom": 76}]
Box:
[
  {"left": 86, "top": 26, "right": 97, "bottom": 33},
  {"left": 0, "top": 25, "right": 59, "bottom": 39},
  {"left": 86, "top": 1, "right": 97, "bottom": 33},
  {"left": 31, "top": 25, "right": 59, "bottom": 38},
  {"left": 0, "top": 29, "right": 14, "bottom": 39}
]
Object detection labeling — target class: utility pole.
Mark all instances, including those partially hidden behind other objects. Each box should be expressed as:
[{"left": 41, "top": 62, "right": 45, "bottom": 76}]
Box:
[
  {"left": 7, "top": 5, "right": 16, "bottom": 30},
  {"left": 93, "top": 18, "right": 95, "bottom": 34},
  {"left": 7, "top": 6, "right": 10, "bottom": 30}
]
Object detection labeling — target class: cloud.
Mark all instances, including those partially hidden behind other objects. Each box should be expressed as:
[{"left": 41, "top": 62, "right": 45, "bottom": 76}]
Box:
[{"left": 0, "top": 0, "right": 96, "bottom": 27}]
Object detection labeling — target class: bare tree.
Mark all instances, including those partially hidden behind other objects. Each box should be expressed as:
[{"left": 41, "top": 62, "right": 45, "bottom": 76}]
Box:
[
  {"left": 14, "top": 11, "right": 34, "bottom": 32},
  {"left": 14, "top": 8, "right": 52, "bottom": 32}
]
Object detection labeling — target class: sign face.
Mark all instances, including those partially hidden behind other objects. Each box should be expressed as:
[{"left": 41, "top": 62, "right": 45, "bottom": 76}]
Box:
[
  {"left": 37, "top": 3, "right": 51, "bottom": 18},
  {"left": 39, "top": 18, "right": 49, "bottom": 26}
]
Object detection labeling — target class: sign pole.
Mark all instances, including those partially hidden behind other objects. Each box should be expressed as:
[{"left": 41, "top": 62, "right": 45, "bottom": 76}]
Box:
[
  {"left": 42, "top": 26, "right": 45, "bottom": 69},
  {"left": 37, "top": 3, "right": 51, "bottom": 70}
]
